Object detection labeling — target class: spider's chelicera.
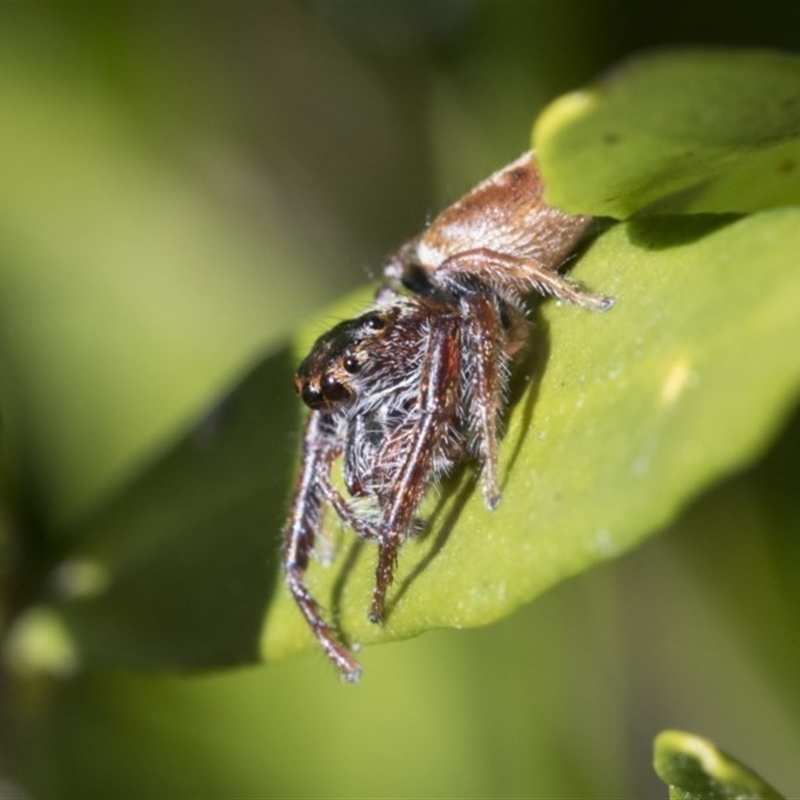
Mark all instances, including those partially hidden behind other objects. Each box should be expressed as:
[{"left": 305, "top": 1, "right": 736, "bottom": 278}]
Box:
[{"left": 283, "top": 152, "right": 613, "bottom": 681}]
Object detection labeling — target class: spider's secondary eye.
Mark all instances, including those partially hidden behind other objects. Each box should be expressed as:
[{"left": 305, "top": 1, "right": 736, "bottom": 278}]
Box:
[
  {"left": 343, "top": 355, "right": 362, "bottom": 374},
  {"left": 363, "top": 314, "right": 385, "bottom": 331},
  {"left": 321, "top": 373, "right": 350, "bottom": 403}
]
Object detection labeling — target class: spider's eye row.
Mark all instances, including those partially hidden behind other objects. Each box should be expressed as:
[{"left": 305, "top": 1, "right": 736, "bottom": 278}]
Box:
[{"left": 343, "top": 355, "right": 362, "bottom": 374}]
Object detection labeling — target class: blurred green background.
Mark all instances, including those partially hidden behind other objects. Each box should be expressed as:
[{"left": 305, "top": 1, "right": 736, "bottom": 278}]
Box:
[{"left": 1, "top": 1, "right": 799, "bottom": 797}]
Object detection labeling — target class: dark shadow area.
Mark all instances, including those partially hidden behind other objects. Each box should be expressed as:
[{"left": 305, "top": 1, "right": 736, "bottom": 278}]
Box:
[
  {"left": 57, "top": 344, "right": 301, "bottom": 669},
  {"left": 625, "top": 213, "right": 743, "bottom": 250},
  {"left": 503, "top": 303, "right": 552, "bottom": 489}
]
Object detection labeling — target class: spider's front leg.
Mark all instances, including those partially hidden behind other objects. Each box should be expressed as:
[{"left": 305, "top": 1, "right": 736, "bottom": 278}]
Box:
[
  {"left": 369, "top": 313, "right": 461, "bottom": 624},
  {"left": 283, "top": 411, "right": 362, "bottom": 681}
]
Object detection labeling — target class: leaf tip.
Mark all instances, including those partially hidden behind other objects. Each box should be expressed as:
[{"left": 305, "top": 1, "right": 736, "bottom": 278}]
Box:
[{"left": 533, "top": 90, "right": 596, "bottom": 152}]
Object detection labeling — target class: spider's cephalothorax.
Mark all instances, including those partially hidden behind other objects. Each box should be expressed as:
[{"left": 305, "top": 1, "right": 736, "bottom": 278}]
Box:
[{"left": 283, "top": 152, "right": 613, "bottom": 680}]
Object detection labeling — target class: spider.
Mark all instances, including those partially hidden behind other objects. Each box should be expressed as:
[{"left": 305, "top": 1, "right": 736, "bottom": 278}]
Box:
[{"left": 283, "top": 151, "right": 613, "bottom": 681}]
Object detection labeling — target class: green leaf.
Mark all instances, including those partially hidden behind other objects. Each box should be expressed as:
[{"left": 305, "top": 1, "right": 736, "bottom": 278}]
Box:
[
  {"left": 261, "top": 209, "right": 800, "bottom": 664},
  {"left": 29, "top": 48, "right": 800, "bottom": 673},
  {"left": 534, "top": 48, "right": 800, "bottom": 217},
  {"left": 654, "top": 730, "right": 785, "bottom": 799},
  {"left": 50, "top": 206, "right": 800, "bottom": 670}
]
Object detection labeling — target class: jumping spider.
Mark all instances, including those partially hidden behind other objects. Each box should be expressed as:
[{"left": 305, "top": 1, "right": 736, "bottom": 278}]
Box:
[{"left": 283, "top": 151, "right": 613, "bottom": 681}]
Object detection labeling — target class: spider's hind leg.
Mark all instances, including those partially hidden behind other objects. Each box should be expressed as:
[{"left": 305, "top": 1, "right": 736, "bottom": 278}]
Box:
[
  {"left": 435, "top": 248, "right": 614, "bottom": 311},
  {"left": 458, "top": 291, "right": 509, "bottom": 510}
]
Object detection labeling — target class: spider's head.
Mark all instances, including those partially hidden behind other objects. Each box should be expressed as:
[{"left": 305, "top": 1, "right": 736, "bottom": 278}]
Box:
[{"left": 295, "top": 309, "right": 389, "bottom": 411}]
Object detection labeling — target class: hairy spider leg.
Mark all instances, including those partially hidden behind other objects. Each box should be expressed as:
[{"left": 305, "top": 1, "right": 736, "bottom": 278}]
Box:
[
  {"left": 369, "top": 313, "right": 462, "bottom": 624},
  {"left": 318, "top": 475, "right": 382, "bottom": 542},
  {"left": 283, "top": 411, "right": 362, "bottom": 681},
  {"left": 458, "top": 291, "right": 508, "bottom": 510},
  {"left": 426, "top": 247, "right": 612, "bottom": 508},
  {"left": 434, "top": 248, "right": 614, "bottom": 312}
]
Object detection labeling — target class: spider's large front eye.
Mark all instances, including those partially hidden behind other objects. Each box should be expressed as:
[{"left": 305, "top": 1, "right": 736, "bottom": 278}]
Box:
[{"left": 300, "top": 382, "right": 323, "bottom": 408}]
